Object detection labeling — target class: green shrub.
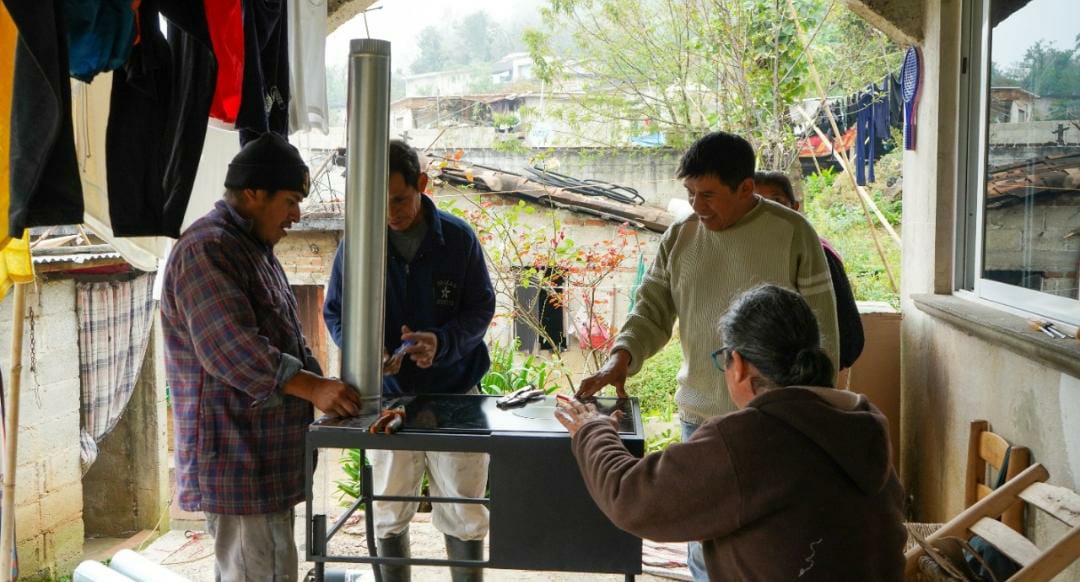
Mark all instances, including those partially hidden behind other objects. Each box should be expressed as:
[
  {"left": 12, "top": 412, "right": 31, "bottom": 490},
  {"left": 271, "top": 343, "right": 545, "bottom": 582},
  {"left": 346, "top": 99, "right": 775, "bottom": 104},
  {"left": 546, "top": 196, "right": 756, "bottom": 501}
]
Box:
[
  {"left": 801, "top": 153, "right": 902, "bottom": 309},
  {"left": 624, "top": 337, "right": 682, "bottom": 418},
  {"left": 334, "top": 448, "right": 368, "bottom": 507},
  {"left": 480, "top": 340, "right": 562, "bottom": 395}
]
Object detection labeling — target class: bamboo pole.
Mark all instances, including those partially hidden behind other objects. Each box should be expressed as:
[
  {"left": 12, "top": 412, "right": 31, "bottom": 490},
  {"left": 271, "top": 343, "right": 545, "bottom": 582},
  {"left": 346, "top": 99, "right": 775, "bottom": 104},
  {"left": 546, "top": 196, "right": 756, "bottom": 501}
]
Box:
[
  {"left": 784, "top": 0, "right": 899, "bottom": 293},
  {"left": 810, "top": 124, "right": 902, "bottom": 247},
  {"left": 809, "top": 124, "right": 899, "bottom": 292},
  {"left": 0, "top": 283, "right": 27, "bottom": 582}
]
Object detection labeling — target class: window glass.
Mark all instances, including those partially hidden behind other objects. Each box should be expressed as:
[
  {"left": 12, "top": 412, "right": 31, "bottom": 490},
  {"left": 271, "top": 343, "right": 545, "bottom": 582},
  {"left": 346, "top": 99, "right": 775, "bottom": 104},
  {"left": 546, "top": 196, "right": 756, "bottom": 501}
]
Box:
[{"left": 982, "top": 0, "right": 1080, "bottom": 301}]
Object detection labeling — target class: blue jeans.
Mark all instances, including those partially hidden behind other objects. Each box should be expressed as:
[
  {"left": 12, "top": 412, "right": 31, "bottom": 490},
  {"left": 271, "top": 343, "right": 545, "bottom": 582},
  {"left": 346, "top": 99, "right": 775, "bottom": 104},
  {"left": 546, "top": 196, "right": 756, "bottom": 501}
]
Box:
[{"left": 681, "top": 420, "right": 708, "bottom": 582}]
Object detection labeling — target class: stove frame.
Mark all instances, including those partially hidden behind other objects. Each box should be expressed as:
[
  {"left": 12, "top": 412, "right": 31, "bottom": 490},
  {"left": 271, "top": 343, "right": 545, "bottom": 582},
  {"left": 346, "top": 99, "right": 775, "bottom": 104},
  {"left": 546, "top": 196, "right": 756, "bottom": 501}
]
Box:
[{"left": 304, "top": 394, "right": 645, "bottom": 581}]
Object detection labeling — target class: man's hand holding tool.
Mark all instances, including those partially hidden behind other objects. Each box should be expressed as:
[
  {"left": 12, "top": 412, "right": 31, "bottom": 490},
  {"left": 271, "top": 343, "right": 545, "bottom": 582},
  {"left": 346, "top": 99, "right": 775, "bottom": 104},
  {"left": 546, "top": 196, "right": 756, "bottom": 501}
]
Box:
[{"left": 369, "top": 406, "right": 406, "bottom": 434}]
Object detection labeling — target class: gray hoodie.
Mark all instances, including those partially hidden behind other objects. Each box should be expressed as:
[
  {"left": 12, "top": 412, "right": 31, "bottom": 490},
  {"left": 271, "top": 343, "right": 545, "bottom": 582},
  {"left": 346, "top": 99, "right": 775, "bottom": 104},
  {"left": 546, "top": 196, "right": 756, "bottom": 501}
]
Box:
[{"left": 572, "top": 386, "right": 907, "bottom": 581}]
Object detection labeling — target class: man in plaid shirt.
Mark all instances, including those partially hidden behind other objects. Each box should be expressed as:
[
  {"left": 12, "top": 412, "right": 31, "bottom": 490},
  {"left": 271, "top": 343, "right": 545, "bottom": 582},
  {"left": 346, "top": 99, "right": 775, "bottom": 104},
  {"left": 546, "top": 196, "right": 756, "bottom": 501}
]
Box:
[{"left": 161, "top": 133, "right": 361, "bottom": 581}]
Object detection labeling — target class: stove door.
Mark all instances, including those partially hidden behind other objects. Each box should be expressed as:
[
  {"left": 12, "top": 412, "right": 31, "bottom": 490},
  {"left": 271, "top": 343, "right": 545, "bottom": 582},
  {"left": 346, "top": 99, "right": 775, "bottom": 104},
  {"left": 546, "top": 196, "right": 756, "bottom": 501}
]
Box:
[{"left": 486, "top": 433, "right": 644, "bottom": 574}]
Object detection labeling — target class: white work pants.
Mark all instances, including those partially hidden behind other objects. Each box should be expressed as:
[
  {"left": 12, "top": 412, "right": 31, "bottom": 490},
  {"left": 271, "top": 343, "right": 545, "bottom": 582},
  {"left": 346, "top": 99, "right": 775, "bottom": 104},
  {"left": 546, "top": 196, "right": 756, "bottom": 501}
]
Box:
[{"left": 370, "top": 447, "right": 490, "bottom": 541}]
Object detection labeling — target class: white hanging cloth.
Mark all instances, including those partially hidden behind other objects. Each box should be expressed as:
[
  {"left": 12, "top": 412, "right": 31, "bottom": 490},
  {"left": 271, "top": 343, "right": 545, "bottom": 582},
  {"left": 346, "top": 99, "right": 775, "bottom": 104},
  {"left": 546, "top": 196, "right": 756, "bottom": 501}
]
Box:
[{"left": 288, "top": 0, "right": 330, "bottom": 134}]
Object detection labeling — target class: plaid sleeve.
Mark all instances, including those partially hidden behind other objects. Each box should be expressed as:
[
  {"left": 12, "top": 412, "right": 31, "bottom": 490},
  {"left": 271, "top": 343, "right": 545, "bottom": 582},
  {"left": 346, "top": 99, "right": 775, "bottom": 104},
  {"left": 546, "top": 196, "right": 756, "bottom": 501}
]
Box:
[{"left": 172, "top": 242, "right": 295, "bottom": 405}]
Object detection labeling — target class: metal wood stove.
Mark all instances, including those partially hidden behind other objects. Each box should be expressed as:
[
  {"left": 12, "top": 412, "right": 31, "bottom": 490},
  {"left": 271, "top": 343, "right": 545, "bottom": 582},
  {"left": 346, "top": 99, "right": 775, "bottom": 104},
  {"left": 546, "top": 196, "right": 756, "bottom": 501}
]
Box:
[{"left": 303, "top": 393, "right": 645, "bottom": 581}]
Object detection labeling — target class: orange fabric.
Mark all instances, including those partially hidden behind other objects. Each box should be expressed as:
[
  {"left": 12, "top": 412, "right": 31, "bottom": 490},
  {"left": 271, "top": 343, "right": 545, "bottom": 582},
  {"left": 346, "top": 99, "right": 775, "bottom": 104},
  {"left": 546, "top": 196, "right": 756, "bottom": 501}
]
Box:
[{"left": 798, "top": 127, "right": 856, "bottom": 158}]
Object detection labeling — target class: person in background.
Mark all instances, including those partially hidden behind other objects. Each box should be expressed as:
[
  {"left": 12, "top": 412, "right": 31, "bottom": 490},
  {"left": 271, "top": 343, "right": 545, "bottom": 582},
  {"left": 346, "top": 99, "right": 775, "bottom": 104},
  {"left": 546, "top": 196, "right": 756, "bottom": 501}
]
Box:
[
  {"left": 161, "top": 132, "right": 363, "bottom": 582},
  {"left": 323, "top": 139, "right": 496, "bottom": 582},
  {"left": 575, "top": 131, "right": 839, "bottom": 581},
  {"left": 755, "top": 171, "right": 865, "bottom": 373},
  {"left": 558, "top": 284, "right": 906, "bottom": 581}
]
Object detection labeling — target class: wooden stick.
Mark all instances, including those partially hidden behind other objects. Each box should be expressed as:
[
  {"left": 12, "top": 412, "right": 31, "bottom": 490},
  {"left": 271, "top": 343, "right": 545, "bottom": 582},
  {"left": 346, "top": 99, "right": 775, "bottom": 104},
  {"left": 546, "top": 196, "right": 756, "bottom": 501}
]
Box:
[
  {"left": 0, "top": 283, "right": 27, "bottom": 582},
  {"left": 782, "top": 0, "right": 902, "bottom": 244},
  {"left": 808, "top": 124, "right": 899, "bottom": 292},
  {"left": 783, "top": 0, "right": 899, "bottom": 294}
]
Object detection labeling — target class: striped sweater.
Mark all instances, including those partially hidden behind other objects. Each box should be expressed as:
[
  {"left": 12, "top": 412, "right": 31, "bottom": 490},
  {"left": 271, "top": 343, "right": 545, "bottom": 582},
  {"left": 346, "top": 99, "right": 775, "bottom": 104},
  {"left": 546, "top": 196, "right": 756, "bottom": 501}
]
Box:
[{"left": 613, "top": 199, "right": 839, "bottom": 423}]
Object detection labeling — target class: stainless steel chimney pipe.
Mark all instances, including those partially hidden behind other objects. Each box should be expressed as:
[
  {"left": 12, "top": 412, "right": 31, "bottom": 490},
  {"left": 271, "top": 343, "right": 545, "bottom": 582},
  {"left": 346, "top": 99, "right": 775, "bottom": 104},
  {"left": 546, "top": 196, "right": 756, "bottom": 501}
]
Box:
[{"left": 342, "top": 38, "right": 391, "bottom": 415}]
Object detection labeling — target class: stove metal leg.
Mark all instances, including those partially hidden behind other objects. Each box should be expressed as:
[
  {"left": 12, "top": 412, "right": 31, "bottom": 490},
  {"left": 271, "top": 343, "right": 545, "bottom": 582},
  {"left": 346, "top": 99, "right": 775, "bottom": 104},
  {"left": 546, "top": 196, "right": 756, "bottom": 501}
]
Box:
[
  {"left": 311, "top": 514, "right": 327, "bottom": 582},
  {"left": 363, "top": 449, "right": 383, "bottom": 582},
  {"left": 625, "top": 575, "right": 634, "bottom": 582}
]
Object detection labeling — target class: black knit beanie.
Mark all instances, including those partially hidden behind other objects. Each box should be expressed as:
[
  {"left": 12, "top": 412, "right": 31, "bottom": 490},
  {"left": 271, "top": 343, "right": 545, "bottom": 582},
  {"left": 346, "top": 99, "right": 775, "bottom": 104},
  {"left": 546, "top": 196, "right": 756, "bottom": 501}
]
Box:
[{"left": 224, "top": 132, "right": 310, "bottom": 196}]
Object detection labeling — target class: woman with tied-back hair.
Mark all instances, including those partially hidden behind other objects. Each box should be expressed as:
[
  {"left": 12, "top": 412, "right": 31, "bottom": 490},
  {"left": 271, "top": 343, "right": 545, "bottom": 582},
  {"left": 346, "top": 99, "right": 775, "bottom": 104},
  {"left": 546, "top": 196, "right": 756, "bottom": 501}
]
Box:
[{"left": 556, "top": 284, "right": 906, "bottom": 581}]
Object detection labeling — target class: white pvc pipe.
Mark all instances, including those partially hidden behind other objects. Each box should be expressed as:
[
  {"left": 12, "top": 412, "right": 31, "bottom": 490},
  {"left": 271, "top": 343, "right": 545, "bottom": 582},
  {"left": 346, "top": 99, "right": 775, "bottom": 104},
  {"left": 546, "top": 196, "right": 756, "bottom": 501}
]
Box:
[
  {"left": 72, "top": 560, "right": 136, "bottom": 582},
  {"left": 108, "top": 549, "right": 190, "bottom": 582}
]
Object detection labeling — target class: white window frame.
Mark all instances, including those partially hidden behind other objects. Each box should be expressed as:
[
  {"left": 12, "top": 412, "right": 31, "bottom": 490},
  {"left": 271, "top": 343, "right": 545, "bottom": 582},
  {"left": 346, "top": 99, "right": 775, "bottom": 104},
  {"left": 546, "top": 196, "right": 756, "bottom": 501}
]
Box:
[{"left": 956, "top": 0, "right": 1080, "bottom": 326}]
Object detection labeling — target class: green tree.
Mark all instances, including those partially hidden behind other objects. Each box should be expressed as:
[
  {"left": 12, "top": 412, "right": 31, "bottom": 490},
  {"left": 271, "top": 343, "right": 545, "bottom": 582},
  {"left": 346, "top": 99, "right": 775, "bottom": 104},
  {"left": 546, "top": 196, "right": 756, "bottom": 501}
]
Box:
[
  {"left": 1018, "top": 40, "right": 1080, "bottom": 96},
  {"left": 412, "top": 26, "right": 449, "bottom": 74},
  {"left": 526, "top": 0, "right": 901, "bottom": 168},
  {"left": 454, "top": 12, "right": 500, "bottom": 64}
]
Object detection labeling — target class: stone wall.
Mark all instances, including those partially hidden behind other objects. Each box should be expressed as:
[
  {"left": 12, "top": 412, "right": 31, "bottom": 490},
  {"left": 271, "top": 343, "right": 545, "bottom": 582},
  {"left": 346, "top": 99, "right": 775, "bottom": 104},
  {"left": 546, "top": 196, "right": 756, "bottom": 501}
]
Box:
[{"left": 0, "top": 281, "right": 84, "bottom": 580}]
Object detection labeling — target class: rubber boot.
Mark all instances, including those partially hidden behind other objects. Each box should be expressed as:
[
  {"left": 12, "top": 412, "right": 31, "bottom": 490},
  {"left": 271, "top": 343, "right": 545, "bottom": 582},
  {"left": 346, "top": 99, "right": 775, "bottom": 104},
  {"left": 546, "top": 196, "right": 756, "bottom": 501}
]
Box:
[
  {"left": 444, "top": 534, "right": 484, "bottom": 582},
  {"left": 375, "top": 529, "right": 411, "bottom": 582}
]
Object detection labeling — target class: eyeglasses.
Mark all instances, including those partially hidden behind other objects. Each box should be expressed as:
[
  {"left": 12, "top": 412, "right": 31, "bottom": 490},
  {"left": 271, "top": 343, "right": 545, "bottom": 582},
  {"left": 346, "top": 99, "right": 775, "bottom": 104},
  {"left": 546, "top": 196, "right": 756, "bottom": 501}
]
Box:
[{"left": 711, "top": 347, "right": 731, "bottom": 371}]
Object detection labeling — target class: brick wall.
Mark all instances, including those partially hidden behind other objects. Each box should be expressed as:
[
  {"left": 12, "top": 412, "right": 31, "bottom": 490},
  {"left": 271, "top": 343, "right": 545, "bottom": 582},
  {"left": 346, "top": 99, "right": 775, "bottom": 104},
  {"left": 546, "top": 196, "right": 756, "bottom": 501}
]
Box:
[
  {"left": 276, "top": 231, "right": 341, "bottom": 287},
  {"left": 0, "top": 281, "right": 84, "bottom": 580}
]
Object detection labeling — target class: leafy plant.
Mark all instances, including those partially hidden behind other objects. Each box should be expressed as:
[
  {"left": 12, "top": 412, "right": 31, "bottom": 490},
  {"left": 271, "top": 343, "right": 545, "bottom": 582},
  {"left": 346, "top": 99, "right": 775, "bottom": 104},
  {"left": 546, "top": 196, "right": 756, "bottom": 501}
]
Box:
[
  {"left": 334, "top": 448, "right": 369, "bottom": 507},
  {"left": 802, "top": 150, "right": 903, "bottom": 307},
  {"left": 624, "top": 337, "right": 682, "bottom": 418},
  {"left": 480, "top": 340, "right": 563, "bottom": 394},
  {"left": 645, "top": 424, "right": 680, "bottom": 454}
]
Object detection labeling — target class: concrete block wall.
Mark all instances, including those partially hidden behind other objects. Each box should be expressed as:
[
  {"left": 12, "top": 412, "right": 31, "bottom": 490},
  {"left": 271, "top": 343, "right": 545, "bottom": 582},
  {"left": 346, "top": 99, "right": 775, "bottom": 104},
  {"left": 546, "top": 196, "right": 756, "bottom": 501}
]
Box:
[{"left": 0, "top": 281, "right": 84, "bottom": 580}]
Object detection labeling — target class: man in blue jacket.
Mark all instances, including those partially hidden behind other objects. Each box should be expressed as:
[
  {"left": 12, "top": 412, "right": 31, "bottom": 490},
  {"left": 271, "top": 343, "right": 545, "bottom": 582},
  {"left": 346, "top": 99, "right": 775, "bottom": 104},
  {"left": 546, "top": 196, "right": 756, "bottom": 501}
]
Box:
[{"left": 324, "top": 139, "right": 495, "bottom": 582}]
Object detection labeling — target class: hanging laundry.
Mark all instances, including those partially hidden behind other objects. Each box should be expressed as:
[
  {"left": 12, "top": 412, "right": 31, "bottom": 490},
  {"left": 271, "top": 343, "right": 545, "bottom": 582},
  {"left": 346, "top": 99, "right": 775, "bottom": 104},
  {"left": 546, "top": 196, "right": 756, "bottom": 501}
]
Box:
[
  {"left": 889, "top": 73, "right": 904, "bottom": 131},
  {"left": 65, "top": 0, "right": 140, "bottom": 83},
  {"left": 236, "top": 0, "right": 290, "bottom": 145},
  {"left": 0, "top": 3, "right": 34, "bottom": 300},
  {"left": 854, "top": 90, "right": 873, "bottom": 185},
  {"left": 104, "top": 0, "right": 218, "bottom": 237},
  {"left": 206, "top": 0, "right": 244, "bottom": 125},
  {"left": 287, "top": 0, "right": 328, "bottom": 134},
  {"left": 854, "top": 78, "right": 904, "bottom": 186},
  {"left": 3, "top": 0, "right": 84, "bottom": 237}
]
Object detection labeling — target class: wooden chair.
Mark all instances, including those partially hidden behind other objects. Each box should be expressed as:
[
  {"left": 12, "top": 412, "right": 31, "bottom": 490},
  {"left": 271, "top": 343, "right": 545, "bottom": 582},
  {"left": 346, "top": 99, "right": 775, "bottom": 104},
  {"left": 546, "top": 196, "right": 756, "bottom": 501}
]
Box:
[
  {"left": 967, "top": 420, "right": 1031, "bottom": 533},
  {"left": 904, "top": 463, "right": 1080, "bottom": 581},
  {"left": 905, "top": 420, "right": 1032, "bottom": 551}
]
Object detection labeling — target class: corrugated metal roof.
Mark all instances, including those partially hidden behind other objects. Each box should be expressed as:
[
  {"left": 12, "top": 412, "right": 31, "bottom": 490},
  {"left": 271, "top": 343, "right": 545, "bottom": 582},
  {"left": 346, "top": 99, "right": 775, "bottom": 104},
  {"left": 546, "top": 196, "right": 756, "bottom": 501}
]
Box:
[{"left": 33, "top": 251, "right": 121, "bottom": 265}]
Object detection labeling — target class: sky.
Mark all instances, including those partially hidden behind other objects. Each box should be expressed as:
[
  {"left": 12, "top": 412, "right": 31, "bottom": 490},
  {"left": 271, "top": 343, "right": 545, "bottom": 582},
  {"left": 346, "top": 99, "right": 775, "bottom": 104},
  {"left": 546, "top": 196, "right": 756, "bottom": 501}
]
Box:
[
  {"left": 992, "top": 0, "right": 1078, "bottom": 67},
  {"left": 325, "top": 0, "right": 545, "bottom": 71}
]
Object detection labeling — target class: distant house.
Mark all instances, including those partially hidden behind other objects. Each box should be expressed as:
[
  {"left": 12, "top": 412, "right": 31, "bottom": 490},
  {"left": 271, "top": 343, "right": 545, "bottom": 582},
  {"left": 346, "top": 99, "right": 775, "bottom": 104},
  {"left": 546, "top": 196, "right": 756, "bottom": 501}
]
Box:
[{"left": 990, "top": 86, "right": 1037, "bottom": 123}]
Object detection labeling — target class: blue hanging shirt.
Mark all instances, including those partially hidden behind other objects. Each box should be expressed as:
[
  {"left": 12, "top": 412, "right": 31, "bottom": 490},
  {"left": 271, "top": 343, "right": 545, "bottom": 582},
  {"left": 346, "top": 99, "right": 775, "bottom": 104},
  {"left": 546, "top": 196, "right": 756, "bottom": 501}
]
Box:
[{"left": 66, "top": 0, "right": 138, "bottom": 82}]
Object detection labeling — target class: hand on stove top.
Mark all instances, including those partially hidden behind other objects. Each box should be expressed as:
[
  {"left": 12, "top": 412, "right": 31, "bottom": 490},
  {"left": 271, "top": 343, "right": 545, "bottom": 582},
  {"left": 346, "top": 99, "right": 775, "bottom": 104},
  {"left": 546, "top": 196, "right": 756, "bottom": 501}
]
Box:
[
  {"left": 576, "top": 349, "right": 631, "bottom": 400},
  {"left": 555, "top": 396, "right": 624, "bottom": 437}
]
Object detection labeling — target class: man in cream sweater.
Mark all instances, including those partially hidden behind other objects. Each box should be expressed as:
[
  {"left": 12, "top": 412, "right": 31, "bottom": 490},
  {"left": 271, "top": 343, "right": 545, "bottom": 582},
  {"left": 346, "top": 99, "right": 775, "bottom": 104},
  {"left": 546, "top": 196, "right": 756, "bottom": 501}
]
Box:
[{"left": 576, "top": 131, "right": 839, "bottom": 581}]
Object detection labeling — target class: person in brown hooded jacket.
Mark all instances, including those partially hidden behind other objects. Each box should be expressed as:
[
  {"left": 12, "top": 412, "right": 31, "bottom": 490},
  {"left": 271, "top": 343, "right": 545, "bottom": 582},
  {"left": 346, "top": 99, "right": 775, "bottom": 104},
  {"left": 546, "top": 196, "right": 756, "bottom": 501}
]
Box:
[{"left": 556, "top": 284, "right": 906, "bottom": 581}]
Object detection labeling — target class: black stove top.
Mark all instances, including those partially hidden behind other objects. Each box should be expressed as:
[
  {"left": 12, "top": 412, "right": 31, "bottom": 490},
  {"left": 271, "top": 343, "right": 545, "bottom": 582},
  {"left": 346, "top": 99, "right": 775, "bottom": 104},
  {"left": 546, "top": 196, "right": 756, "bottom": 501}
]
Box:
[
  {"left": 395, "top": 393, "right": 637, "bottom": 435},
  {"left": 312, "top": 393, "right": 638, "bottom": 435}
]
